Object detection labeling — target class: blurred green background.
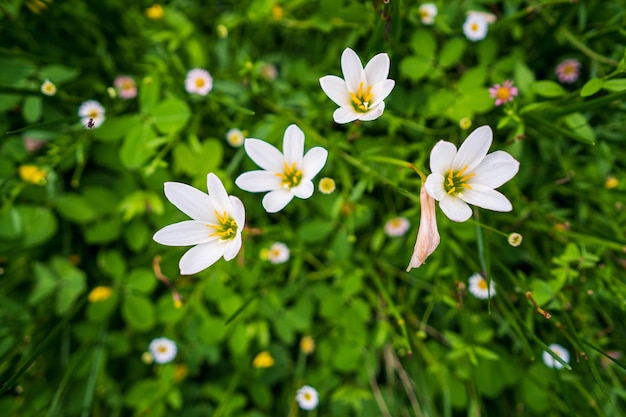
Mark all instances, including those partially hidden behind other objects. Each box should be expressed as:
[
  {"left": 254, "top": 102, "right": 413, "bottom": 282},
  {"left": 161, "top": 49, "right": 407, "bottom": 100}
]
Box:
[{"left": 1, "top": 0, "right": 626, "bottom": 416}]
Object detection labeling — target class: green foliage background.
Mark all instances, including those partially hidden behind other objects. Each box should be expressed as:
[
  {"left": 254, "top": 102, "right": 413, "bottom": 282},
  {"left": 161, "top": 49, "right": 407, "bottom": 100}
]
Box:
[{"left": 1, "top": 0, "right": 626, "bottom": 416}]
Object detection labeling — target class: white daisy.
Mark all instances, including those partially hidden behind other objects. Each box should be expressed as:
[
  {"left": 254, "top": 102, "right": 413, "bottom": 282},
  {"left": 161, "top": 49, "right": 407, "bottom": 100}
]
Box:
[
  {"left": 424, "top": 125, "right": 520, "bottom": 222},
  {"left": 468, "top": 273, "right": 496, "bottom": 299},
  {"left": 185, "top": 68, "right": 213, "bottom": 96},
  {"left": 267, "top": 242, "right": 290, "bottom": 264},
  {"left": 78, "top": 100, "right": 105, "bottom": 129},
  {"left": 319, "top": 48, "right": 395, "bottom": 124},
  {"left": 41, "top": 79, "right": 56, "bottom": 96},
  {"left": 148, "top": 337, "right": 177, "bottom": 364},
  {"left": 296, "top": 385, "right": 319, "bottom": 411},
  {"left": 384, "top": 217, "right": 410, "bottom": 237},
  {"left": 226, "top": 128, "right": 245, "bottom": 147},
  {"left": 235, "top": 124, "right": 328, "bottom": 213},
  {"left": 153, "top": 173, "right": 245, "bottom": 275},
  {"left": 542, "top": 343, "right": 570, "bottom": 369},
  {"left": 418, "top": 3, "right": 438, "bottom": 25},
  {"left": 463, "top": 13, "right": 489, "bottom": 42}
]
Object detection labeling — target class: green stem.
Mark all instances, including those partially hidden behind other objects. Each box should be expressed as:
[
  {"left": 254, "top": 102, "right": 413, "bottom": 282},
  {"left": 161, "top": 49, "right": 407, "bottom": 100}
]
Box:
[{"left": 558, "top": 27, "right": 619, "bottom": 67}]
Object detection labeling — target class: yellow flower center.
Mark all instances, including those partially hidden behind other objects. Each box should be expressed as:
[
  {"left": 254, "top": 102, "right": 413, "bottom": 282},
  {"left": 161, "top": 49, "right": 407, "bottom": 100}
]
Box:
[
  {"left": 276, "top": 161, "right": 303, "bottom": 188},
  {"left": 318, "top": 177, "right": 335, "bottom": 194},
  {"left": 207, "top": 211, "right": 238, "bottom": 240},
  {"left": 563, "top": 65, "right": 575, "bottom": 75},
  {"left": 496, "top": 87, "right": 511, "bottom": 101},
  {"left": 195, "top": 77, "right": 205, "bottom": 88},
  {"left": 304, "top": 393, "right": 312, "bottom": 401},
  {"left": 471, "top": 22, "right": 479, "bottom": 32},
  {"left": 158, "top": 345, "right": 167, "bottom": 353},
  {"left": 350, "top": 81, "right": 374, "bottom": 113},
  {"left": 89, "top": 110, "right": 98, "bottom": 118},
  {"left": 444, "top": 165, "right": 475, "bottom": 196},
  {"left": 477, "top": 278, "right": 488, "bottom": 290}
]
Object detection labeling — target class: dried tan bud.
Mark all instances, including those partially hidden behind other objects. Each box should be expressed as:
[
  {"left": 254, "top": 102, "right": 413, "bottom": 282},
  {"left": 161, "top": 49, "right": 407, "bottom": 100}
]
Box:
[{"left": 406, "top": 185, "right": 440, "bottom": 271}]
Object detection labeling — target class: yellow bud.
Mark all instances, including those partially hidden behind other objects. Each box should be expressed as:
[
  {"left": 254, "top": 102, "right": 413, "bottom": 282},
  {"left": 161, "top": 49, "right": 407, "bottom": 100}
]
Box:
[
  {"left": 19, "top": 165, "right": 47, "bottom": 185},
  {"left": 318, "top": 177, "right": 336, "bottom": 194},
  {"left": 145, "top": 4, "right": 163, "bottom": 20},
  {"left": 507, "top": 233, "right": 523, "bottom": 247},
  {"left": 252, "top": 351, "right": 275, "bottom": 368},
  {"left": 300, "top": 336, "right": 315, "bottom": 355},
  {"left": 605, "top": 176, "right": 619, "bottom": 189},
  {"left": 88, "top": 286, "right": 113, "bottom": 302}
]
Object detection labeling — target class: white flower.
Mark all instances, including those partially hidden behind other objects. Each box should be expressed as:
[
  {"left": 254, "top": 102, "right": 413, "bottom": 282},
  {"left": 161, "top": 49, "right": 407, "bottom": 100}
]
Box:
[
  {"left": 406, "top": 185, "right": 440, "bottom": 271},
  {"left": 226, "top": 128, "right": 245, "bottom": 147},
  {"left": 384, "top": 217, "right": 410, "bottom": 237},
  {"left": 235, "top": 124, "right": 328, "bottom": 213},
  {"left": 468, "top": 273, "right": 496, "bottom": 299},
  {"left": 153, "top": 173, "right": 245, "bottom": 275},
  {"left": 78, "top": 100, "right": 105, "bottom": 128},
  {"left": 424, "top": 125, "right": 519, "bottom": 222},
  {"left": 41, "top": 79, "right": 56, "bottom": 96},
  {"left": 319, "top": 48, "right": 395, "bottom": 124},
  {"left": 296, "top": 385, "right": 319, "bottom": 411},
  {"left": 463, "top": 13, "right": 489, "bottom": 42},
  {"left": 148, "top": 337, "right": 177, "bottom": 364},
  {"left": 267, "top": 242, "right": 290, "bottom": 264},
  {"left": 418, "top": 3, "right": 438, "bottom": 25},
  {"left": 542, "top": 343, "right": 570, "bottom": 369},
  {"left": 185, "top": 68, "right": 213, "bottom": 95}
]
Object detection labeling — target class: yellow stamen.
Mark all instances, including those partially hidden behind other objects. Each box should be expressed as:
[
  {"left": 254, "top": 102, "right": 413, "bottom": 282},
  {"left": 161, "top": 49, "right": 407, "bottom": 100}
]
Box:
[
  {"left": 349, "top": 81, "right": 374, "bottom": 112},
  {"left": 275, "top": 161, "right": 303, "bottom": 188},
  {"left": 445, "top": 165, "right": 475, "bottom": 196},
  {"left": 195, "top": 78, "right": 205, "bottom": 88},
  {"left": 206, "top": 210, "right": 237, "bottom": 240}
]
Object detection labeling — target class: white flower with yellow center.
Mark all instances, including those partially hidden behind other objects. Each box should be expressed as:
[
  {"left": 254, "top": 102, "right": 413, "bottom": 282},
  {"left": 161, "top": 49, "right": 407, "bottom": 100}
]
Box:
[
  {"left": 424, "top": 125, "right": 519, "bottom": 222},
  {"left": 418, "top": 3, "right": 438, "bottom": 25},
  {"left": 148, "top": 337, "right": 177, "bottom": 364},
  {"left": 542, "top": 343, "right": 570, "bottom": 369},
  {"left": 235, "top": 124, "right": 328, "bottom": 213},
  {"left": 226, "top": 128, "right": 245, "bottom": 147},
  {"left": 463, "top": 13, "right": 489, "bottom": 42},
  {"left": 384, "top": 216, "right": 410, "bottom": 237},
  {"left": 185, "top": 68, "right": 213, "bottom": 96},
  {"left": 78, "top": 100, "right": 106, "bottom": 128},
  {"left": 296, "top": 385, "right": 319, "bottom": 410},
  {"left": 41, "top": 79, "right": 56, "bottom": 96},
  {"left": 319, "top": 47, "right": 395, "bottom": 124},
  {"left": 267, "top": 242, "right": 290, "bottom": 264},
  {"left": 153, "top": 173, "right": 245, "bottom": 275},
  {"left": 468, "top": 273, "right": 496, "bottom": 299}
]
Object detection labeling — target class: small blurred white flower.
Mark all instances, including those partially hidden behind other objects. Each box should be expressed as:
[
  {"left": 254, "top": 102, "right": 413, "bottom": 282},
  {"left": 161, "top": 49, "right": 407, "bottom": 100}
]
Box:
[
  {"left": 78, "top": 100, "right": 106, "bottom": 128},
  {"left": 41, "top": 79, "right": 56, "bottom": 96},
  {"left": 463, "top": 13, "right": 489, "bottom": 42},
  {"left": 185, "top": 68, "right": 213, "bottom": 96},
  {"left": 267, "top": 242, "right": 290, "bottom": 264},
  {"left": 318, "top": 177, "right": 336, "bottom": 194},
  {"left": 235, "top": 124, "right": 328, "bottom": 213},
  {"left": 226, "top": 128, "right": 245, "bottom": 147},
  {"left": 319, "top": 48, "right": 395, "bottom": 124},
  {"left": 148, "top": 337, "right": 177, "bottom": 364},
  {"left": 418, "top": 3, "right": 438, "bottom": 25},
  {"left": 468, "top": 273, "right": 496, "bottom": 299},
  {"left": 542, "top": 343, "right": 570, "bottom": 369},
  {"left": 384, "top": 217, "right": 410, "bottom": 237},
  {"left": 296, "top": 385, "right": 319, "bottom": 411}
]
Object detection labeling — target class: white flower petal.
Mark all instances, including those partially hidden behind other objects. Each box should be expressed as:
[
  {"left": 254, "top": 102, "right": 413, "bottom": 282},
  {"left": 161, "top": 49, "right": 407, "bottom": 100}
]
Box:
[
  {"left": 370, "top": 79, "right": 395, "bottom": 107},
  {"left": 283, "top": 124, "right": 304, "bottom": 167},
  {"left": 319, "top": 75, "right": 351, "bottom": 107},
  {"left": 439, "top": 194, "right": 473, "bottom": 222},
  {"left": 424, "top": 173, "right": 446, "bottom": 201},
  {"left": 207, "top": 172, "right": 231, "bottom": 216},
  {"left": 164, "top": 182, "right": 214, "bottom": 221},
  {"left": 235, "top": 171, "right": 282, "bottom": 192},
  {"left": 470, "top": 151, "right": 520, "bottom": 188},
  {"left": 341, "top": 48, "right": 366, "bottom": 93},
  {"left": 179, "top": 241, "right": 225, "bottom": 275},
  {"left": 429, "top": 141, "right": 457, "bottom": 176},
  {"left": 229, "top": 196, "right": 246, "bottom": 229},
  {"left": 333, "top": 107, "right": 360, "bottom": 124},
  {"left": 302, "top": 147, "right": 328, "bottom": 179},
  {"left": 460, "top": 185, "right": 513, "bottom": 212},
  {"left": 153, "top": 221, "right": 214, "bottom": 246},
  {"left": 292, "top": 180, "right": 314, "bottom": 199},
  {"left": 222, "top": 233, "right": 242, "bottom": 261},
  {"left": 364, "top": 52, "right": 391, "bottom": 85},
  {"left": 453, "top": 125, "right": 492, "bottom": 172},
  {"left": 357, "top": 104, "right": 384, "bottom": 121},
  {"left": 244, "top": 138, "right": 284, "bottom": 172},
  {"left": 262, "top": 189, "right": 294, "bottom": 213}
]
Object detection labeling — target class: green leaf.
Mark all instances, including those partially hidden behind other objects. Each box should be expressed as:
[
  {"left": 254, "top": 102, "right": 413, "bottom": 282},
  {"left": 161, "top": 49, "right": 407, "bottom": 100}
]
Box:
[
  {"left": 563, "top": 112, "right": 596, "bottom": 144},
  {"left": 514, "top": 61, "right": 536, "bottom": 96},
  {"left": 126, "top": 268, "right": 157, "bottom": 293},
  {"left": 0, "top": 207, "right": 22, "bottom": 239},
  {"left": 151, "top": 98, "right": 191, "bottom": 135},
  {"left": 0, "top": 58, "right": 36, "bottom": 87},
  {"left": 99, "top": 250, "right": 127, "bottom": 282},
  {"left": 139, "top": 76, "right": 161, "bottom": 112},
  {"left": 457, "top": 67, "right": 487, "bottom": 94},
  {"left": 602, "top": 79, "right": 626, "bottom": 92},
  {"left": 18, "top": 205, "right": 57, "bottom": 247},
  {"left": 29, "top": 262, "right": 58, "bottom": 305},
  {"left": 51, "top": 257, "right": 87, "bottom": 315},
  {"left": 298, "top": 219, "right": 335, "bottom": 242},
  {"left": 173, "top": 138, "right": 223, "bottom": 176},
  {"left": 122, "top": 293, "right": 156, "bottom": 330},
  {"left": 439, "top": 38, "right": 466, "bottom": 68},
  {"left": 532, "top": 80, "right": 565, "bottom": 98},
  {"left": 120, "top": 122, "right": 157, "bottom": 169},
  {"left": 85, "top": 217, "right": 122, "bottom": 244},
  {"left": 399, "top": 56, "right": 432, "bottom": 82},
  {"left": 410, "top": 29, "right": 437, "bottom": 60},
  {"left": 580, "top": 78, "right": 604, "bottom": 97},
  {"left": 22, "top": 96, "right": 42, "bottom": 123},
  {"left": 94, "top": 115, "right": 142, "bottom": 142},
  {"left": 54, "top": 193, "right": 98, "bottom": 224},
  {"left": 39, "top": 65, "right": 80, "bottom": 83}
]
